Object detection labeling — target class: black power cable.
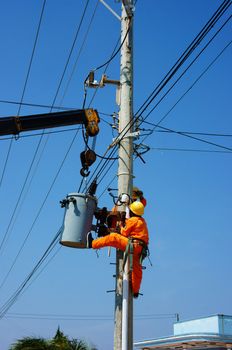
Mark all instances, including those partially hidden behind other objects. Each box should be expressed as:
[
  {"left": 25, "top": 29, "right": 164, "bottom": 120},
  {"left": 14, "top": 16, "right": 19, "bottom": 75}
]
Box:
[
  {"left": 82, "top": 2, "right": 232, "bottom": 190},
  {"left": 137, "top": 15, "right": 232, "bottom": 131},
  {"left": 149, "top": 147, "right": 232, "bottom": 154},
  {"left": 0, "top": 99, "right": 76, "bottom": 110},
  {"left": 143, "top": 124, "right": 232, "bottom": 152},
  {"left": 0, "top": 1, "right": 91, "bottom": 261},
  {"left": 0, "top": 227, "right": 61, "bottom": 319},
  {"left": 137, "top": 39, "right": 232, "bottom": 148},
  {"left": 0, "top": 131, "right": 79, "bottom": 291},
  {"left": 0, "top": 0, "right": 47, "bottom": 189},
  {"left": 134, "top": 0, "right": 231, "bottom": 118}
]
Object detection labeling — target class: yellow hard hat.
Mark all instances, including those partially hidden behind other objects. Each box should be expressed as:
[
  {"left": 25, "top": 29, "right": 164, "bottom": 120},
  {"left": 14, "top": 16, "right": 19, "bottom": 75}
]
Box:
[{"left": 129, "top": 201, "right": 144, "bottom": 216}]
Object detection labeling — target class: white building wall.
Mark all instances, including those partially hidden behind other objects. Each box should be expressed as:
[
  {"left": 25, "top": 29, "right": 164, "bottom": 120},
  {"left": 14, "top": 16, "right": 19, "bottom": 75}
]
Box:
[{"left": 174, "top": 315, "right": 232, "bottom": 336}]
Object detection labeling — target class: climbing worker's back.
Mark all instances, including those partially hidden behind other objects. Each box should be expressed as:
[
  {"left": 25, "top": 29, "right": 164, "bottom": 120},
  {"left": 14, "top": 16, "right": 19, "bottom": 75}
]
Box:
[{"left": 121, "top": 215, "right": 149, "bottom": 244}]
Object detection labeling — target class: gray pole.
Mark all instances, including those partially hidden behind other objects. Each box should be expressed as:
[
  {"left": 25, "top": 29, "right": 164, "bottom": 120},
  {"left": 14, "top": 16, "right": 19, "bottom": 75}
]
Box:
[{"left": 114, "top": 1, "right": 134, "bottom": 349}]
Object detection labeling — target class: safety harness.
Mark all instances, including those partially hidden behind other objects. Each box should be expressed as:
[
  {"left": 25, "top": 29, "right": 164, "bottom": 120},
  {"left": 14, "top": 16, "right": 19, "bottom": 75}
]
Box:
[{"left": 122, "top": 237, "right": 149, "bottom": 273}]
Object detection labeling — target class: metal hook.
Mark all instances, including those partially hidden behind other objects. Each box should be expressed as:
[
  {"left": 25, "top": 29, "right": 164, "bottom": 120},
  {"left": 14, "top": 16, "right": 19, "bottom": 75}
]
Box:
[{"left": 80, "top": 167, "right": 90, "bottom": 177}]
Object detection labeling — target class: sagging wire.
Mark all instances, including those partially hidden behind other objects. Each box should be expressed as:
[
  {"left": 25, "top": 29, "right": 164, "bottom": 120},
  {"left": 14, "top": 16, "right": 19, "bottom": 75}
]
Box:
[
  {"left": 0, "top": 0, "right": 47, "bottom": 189},
  {"left": 137, "top": 38, "right": 232, "bottom": 151},
  {"left": 82, "top": 3, "right": 232, "bottom": 190},
  {"left": 0, "top": 227, "right": 62, "bottom": 319},
  {"left": 77, "top": 17, "right": 133, "bottom": 192}
]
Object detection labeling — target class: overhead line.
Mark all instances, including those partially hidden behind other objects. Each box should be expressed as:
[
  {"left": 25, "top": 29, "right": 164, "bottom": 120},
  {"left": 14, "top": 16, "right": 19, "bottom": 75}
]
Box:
[
  {"left": 138, "top": 39, "right": 232, "bottom": 147},
  {"left": 0, "top": 228, "right": 61, "bottom": 319},
  {"left": 134, "top": 0, "right": 231, "bottom": 118},
  {"left": 0, "top": 1, "right": 92, "bottom": 278},
  {"left": 146, "top": 124, "right": 232, "bottom": 152},
  {"left": 83, "top": 3, "right": 232, "bottom": 189},
  {"left": 17, "top": 0, "right": 47, "bottom": 116},
  {"left": 50, "top": 0, "right": 90, "bottom": 109},
  {"left": 0, "top": 131, "right": 79, "bottom": 291},
  {"left": 143, "top": 126, "right": 232, "bottom": 138},
  {"left": 78, "top": 15, "right": 133, "bottom": 192},
  {"left": 0, "top": 0, "right": 47, "bottom": 189},
  {"left": 5, "top": 312, "right": 177, "bottom": 321},
  {"left": 93, "top": 18, "right": 132, "bottom": 72},
  {"left": 137, "top": 14, "right": 232, "bottom": 130},
  {"left": 149, "top": 147, "right": 232, "bottom": 154},
  {"left": 58, "top": 0, "right": 99, "bottom": 106},
  {"left": 0, "top": 99, "right": 75, "bottom": 110},
  {"left": 0, "top": 127, "right": 82, "bottom": 141},
  {"left": 0, "top": 135, "right": 45, "bottom": 256}
]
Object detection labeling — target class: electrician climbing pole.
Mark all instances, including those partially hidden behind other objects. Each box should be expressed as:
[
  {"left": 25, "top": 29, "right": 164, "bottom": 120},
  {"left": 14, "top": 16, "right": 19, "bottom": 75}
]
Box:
[{"left": 116, "top": 1, "right": 134, "bottom": 349}]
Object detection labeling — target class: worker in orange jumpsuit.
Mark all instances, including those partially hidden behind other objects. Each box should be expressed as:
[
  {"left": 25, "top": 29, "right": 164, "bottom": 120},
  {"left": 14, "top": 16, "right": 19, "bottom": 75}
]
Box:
[{"left": 87, "top": 201, "right": 149, "bottom": 298}]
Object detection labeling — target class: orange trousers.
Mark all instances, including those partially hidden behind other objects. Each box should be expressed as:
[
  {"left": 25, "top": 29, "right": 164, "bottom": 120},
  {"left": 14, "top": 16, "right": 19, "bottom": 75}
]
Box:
[{"left": 92, "top": 233, "right": 143, "bottom": 294}]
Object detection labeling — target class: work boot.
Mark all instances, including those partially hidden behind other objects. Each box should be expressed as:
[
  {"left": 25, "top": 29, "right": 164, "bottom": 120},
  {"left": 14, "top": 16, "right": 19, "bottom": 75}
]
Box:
[{"left": 86, "top": 232, "right": 93, "bottom": 248}]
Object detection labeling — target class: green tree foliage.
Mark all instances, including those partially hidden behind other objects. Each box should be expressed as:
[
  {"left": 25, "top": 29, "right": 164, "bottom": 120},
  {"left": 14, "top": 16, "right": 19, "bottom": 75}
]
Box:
[
  {"left": 9, "top": 337, "right": 49, "bottom": 350},
  {"left": 9, "top": 327, "right": 97, "bottom": 350}
]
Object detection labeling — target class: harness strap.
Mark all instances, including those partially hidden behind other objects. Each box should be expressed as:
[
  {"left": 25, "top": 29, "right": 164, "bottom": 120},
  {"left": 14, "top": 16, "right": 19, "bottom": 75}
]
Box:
[
  {"left": 122, "top": 238, "right": 134, "bottom": 273},
  {"left": 122, "top": 238, "right": 149, "bottom": 273}
]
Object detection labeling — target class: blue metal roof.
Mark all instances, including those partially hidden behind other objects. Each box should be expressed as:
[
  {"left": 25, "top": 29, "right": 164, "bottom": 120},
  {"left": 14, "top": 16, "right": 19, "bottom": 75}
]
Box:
[
  {"left": 134, "top": 333, "right": 232, "bottom": 349},
  {"left": 134, "top": 315, "right": 232, "bottom": 350}
]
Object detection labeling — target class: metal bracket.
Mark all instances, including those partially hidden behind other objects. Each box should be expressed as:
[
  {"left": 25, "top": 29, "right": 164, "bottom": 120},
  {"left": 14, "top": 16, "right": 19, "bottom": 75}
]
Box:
[
  {"left": 99, "top": 0, "right": 121, "bottom": 21},
  {"left": 111, "top": 131, "right": 140, "bottom": 147}
]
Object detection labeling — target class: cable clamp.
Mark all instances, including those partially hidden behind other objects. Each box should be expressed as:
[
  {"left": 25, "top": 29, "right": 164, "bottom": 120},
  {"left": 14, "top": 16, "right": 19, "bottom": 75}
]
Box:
[{"left": 110, "top": 131, "right": 140, "bottom": 148}]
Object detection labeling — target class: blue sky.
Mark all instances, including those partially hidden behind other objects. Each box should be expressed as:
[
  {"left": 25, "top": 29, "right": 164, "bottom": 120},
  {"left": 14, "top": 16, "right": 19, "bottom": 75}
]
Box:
[{"left": 0, "top": 0, "right": 231, "bottom": 349}]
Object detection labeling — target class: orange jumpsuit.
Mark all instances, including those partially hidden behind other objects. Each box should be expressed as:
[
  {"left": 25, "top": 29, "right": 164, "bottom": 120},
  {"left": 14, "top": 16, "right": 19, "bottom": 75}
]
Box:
[{"left": 92, "top": 216, "right": 149, "bottom": 295}]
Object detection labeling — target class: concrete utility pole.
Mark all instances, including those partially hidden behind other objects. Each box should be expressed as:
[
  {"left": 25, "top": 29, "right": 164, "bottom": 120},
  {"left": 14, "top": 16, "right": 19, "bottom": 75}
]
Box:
[{"left": 114, "top": 1, "right": 134, "bottom": 349}]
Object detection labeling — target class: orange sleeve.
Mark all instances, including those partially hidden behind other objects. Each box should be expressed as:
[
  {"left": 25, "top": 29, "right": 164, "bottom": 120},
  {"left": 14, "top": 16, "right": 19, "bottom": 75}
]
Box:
[{"left": 120, "top": 218, "right": 136, "bottom": 238}]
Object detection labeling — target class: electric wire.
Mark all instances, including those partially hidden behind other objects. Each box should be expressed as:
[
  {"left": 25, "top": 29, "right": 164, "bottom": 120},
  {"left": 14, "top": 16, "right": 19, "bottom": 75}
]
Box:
[
  {"left": 136, "top": 16, "right": 232, "bottom": 133},
  {"left": 58, "top": 0, "right": 99, "bottom": 106},
  {"left": 0, "top": 131, "right": 79, "bottom": 291},
  {"left": 0, "top": 1, "right": 91, "bottom": 274},
  {"left": 0, "top": 0, "right": 47, "bottom": 189},
  {"left": 157, "top": 131, "right": 232, "bottom": 137},
  {"left": 149, "top": 147, "right": 232, "bottom": 154},
  {"left": 139, "top": 124, "right": 232, "bottom": 152},
  {"left": 78, "top": 11, "right": 133, "bottom": 192},
  {"left": 137, "top": 39, "right": 232, "bottom": 149},
  {"left": 78, "top": 3, "right": 132, "bottom": 169},
  {"left": 86, "top": 15, "right": 132, "bottom": 108},
  {"left": 22, "top": 246, "right": 61, "bottom": 297},
  {"left": 0, "top": 127, "right": 82, "bottom": 141},
  {"left": 82, "top": 3, "right": 232, "bottom": 191},
  {"left": 0, "top": 227, "right": 61, "bottom": 319},
  {"left": 0, "top": 1, "right": 99, "bottom": 272},
  {"left": 143, "top": 124, "right": 232, "bottom": 138},
  {"left": 134, "top": 0, "right": 231, "bottom": 118},
  {"left": 4, "top": 312, "right": 177, "bottom": 321},
  {"left": 1, "top": 0, "right": 230, "bottom": 312},
  {"left": 0, "top": 135, "right": 46, "bottom": 255},
  {"left": 0, "top": 2, "right": 101, "bottom": 248},
  {"left": 101, "top": 13, "right": 232, "bottom": 176},
  {"left": 79, "top": 25, "right": 133, "bottom": 190},
  {"left": 49, "top": 0, "right": 90, "bottom": 110},
  {"left": 0, "top": 113, "right": 115, "bottom": 141},
  {"left": 0, "top": 99, "right": 75, "bottom": 110},
  {"left": 93, "top": 18, "right": 132, "bottom": 72},
  {"left": 0, "top": 0, "right": 230, "bottom": 320},
  {"left": 17, "top": 0, "right": 47, "bottom": 116}
]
